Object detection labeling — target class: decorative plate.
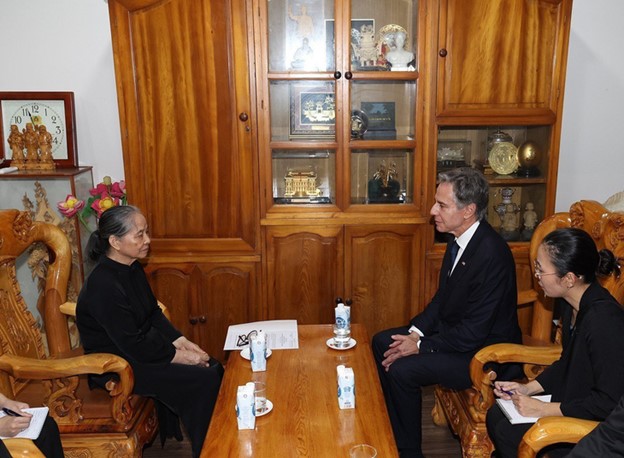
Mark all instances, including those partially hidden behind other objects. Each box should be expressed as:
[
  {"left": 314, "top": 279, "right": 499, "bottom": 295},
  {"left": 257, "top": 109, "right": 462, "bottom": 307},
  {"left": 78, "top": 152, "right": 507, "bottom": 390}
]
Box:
[{"left": 488, "top": 142, "right": 519, "bottom": 175}]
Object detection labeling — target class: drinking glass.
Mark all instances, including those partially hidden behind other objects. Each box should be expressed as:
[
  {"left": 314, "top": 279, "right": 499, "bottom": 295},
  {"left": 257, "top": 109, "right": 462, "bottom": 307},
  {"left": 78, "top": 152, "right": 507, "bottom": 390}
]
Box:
[
  {"left": 253, "top": 381, "right": 267, "bottom": 414},
  {"left": 333, "top": 324, "right": 351, "bottom": 347},
  {"left": 349, "top": 444, "right": 377, "bottom": 457}
]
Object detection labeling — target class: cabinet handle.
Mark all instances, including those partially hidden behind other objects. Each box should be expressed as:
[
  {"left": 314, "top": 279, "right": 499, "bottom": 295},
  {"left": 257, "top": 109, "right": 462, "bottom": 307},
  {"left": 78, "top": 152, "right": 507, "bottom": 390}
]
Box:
[
  {"left": 439, "top": 48, "right": 448, "bottom": 57},
  {"left": 345, "top": 71, "right": 352, "bottom": 80},
  {"left": 239, "top": 112, "right": 249, "bottom": 122},
  {"left": 346, "top": 298, "right": 353, "bottom": 306},
  {"left": 189, "top": 316, "right": 198, "bottom": 325},
  {"left": 333, "top": 71, "right": 342, "bottom": 79},
  {"left": 199, "top": 315, "right": 207, "bottom": 323}
]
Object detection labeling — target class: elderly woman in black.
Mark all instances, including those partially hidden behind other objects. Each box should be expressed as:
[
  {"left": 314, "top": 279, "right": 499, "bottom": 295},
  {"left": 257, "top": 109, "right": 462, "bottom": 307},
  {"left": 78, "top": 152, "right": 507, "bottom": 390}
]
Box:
[
  {"left": 76, "top": 205, "right": 223, "bottom": 457},
  {"left": 487, "top": 227, "right": 624, "bottom": 457}
]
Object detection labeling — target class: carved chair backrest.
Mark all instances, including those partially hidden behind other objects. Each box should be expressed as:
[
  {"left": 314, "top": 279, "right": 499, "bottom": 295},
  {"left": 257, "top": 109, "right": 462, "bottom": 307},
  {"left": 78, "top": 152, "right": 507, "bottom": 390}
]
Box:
[
  {"left": 0, "top": 209, "right": 72, "bottom": 363},
  {"left": 528, "top": 200, "right": 624, "bottom": 343}
]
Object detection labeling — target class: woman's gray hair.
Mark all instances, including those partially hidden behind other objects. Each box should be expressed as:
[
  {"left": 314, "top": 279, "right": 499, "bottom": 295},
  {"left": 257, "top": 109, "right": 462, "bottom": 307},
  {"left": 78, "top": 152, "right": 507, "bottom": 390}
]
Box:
[{"left": 86, "top": 205, "right": 142, "bottom": 262}]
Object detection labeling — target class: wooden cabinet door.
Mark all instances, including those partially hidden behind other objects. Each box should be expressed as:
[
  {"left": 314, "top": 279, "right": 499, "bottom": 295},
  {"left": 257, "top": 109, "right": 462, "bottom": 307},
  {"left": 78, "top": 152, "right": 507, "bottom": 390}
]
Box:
[
  {"left": 265, "top": 226, "right": 344, "bottom": 325},
  {"left": 436, "top": 0, "right": 572, "bottom": 120},
  {"left": 108, "top": 0, "right": 257, "bottom": 255},
  {"left": 146, "top": 261, "right": 259, "bottom": 361},
  {"left": 345, "top": 225, "right": 423, "bottom": 338}
]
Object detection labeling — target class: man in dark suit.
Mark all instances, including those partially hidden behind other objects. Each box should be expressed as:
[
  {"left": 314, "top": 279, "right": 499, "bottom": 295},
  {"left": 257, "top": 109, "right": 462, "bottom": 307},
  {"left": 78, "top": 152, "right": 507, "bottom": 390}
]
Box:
[
  {"left": 372, "top": 167, "right": 522, "bottom": 458},
  {"left": 567, "top": 392, "right": 624, "bottom": 457}
]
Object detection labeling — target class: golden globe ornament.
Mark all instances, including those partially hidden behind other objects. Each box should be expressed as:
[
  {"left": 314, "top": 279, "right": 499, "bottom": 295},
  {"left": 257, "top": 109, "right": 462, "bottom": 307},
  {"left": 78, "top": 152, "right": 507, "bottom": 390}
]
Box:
[{"left": 517, "top": 141, "right": 541, "bottom": 177}]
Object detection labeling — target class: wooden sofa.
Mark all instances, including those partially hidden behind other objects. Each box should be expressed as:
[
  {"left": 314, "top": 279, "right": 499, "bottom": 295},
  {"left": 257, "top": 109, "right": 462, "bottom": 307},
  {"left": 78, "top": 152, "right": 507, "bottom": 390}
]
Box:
[
  {"left": 432, "top": 200, "right": 624, "bottom": 457},
  {"left": 0, "top": 209, "right": 158, "bottom": 457}
]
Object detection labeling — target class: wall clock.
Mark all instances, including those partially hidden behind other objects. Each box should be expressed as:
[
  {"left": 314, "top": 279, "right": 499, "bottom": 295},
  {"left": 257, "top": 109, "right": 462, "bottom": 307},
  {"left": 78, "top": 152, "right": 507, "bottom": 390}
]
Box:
[{"left": 0, "top": 92, "right": 77, "bottom": 168}]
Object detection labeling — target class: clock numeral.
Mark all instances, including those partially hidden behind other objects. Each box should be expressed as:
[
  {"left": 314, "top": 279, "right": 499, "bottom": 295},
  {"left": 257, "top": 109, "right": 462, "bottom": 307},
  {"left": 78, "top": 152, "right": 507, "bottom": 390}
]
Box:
[
  {"left": 52, "top": 136, "right": 60, "bottom": 145},
  {"left": 13, "top": 115, "right": 23, "bottom": 124},
  {"left": 30, "top": 104, "right": 40, "bottom": 114},
  {"left": 50, "top": 115, "right": 58, "bottom": 124},
  {"left": 54, "top": 126, "right": 62, "bottom": 135}
]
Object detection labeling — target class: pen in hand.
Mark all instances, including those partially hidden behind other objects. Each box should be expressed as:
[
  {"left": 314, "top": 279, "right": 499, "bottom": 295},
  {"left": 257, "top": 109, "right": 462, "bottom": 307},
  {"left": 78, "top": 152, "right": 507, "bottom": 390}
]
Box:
[
  {"left": 2, "top": 407, "right": 22, "bottom": 417},
  {"left": 492, "top": 384, "right": 515, "bottom": 396}
]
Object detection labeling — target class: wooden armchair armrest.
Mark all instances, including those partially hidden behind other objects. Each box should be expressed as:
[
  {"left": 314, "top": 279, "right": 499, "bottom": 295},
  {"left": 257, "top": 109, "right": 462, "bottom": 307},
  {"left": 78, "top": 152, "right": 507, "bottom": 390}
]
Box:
[
  {"left": 468, "top": 343, "right": 562, "bottom": 413},
  {"left": 4, "top": 438, "right": 46, "bottom": 457},
  {"left": 0, "top": 353, "right": 134, "bottom": 425},
  {"left": 518, "top": 417, "right": 599, "bottom": 458}
]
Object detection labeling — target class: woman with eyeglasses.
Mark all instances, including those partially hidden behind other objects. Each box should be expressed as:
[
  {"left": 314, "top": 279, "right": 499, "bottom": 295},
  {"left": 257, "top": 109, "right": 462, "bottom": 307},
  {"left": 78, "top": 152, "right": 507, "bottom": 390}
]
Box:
[
  {"left": 486, "top": 227, "right": 624, "bottom": 458},
  {"left": 76, "top": 205, "right": 223, "bottom": 458}
]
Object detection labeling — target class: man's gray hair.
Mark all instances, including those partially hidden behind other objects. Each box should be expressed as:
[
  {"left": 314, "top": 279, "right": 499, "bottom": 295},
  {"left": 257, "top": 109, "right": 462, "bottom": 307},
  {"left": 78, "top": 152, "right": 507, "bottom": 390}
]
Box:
[{"left": 437, "top": 168, "right": 489, "bottom": 221}]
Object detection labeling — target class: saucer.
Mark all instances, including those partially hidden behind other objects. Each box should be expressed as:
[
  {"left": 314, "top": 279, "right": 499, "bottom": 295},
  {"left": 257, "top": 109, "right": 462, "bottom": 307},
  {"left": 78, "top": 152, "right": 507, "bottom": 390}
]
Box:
[
  {"left": 256, "top": 399, "right": 273, "bottom": 417},
  {"left": 240, "top": 347, "right": 273, "bottom": 360},
  {"left": 326, "top": 338, "right": 357, "bottom": 350},
  {"left": 234, "top": 399, "right": 273, "bottom": 417}
]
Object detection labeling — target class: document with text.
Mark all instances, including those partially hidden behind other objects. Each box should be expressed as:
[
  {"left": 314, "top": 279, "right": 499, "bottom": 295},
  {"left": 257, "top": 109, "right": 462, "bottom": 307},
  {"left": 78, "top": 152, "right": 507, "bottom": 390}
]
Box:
[
  {"left": 0, "top": 406, "right": 49, "bottom": 439},
  {"left": 223, "top": 320, "right": 299, "bottom": 350},
  {"left": 496, "top": 395, "right": 552, "bottom": 424}
]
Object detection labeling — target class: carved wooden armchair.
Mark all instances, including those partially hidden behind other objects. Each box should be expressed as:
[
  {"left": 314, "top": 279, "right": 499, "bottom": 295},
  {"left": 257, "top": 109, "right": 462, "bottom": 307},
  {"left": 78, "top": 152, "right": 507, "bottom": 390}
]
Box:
[
  {"left": 517, "top": 417, "right": 598, "bottom": 458},
  {"left": 0, "top": 209, "right": 158, "bottom": 457},
  {"left": 432, "top": 200, "right": 624, "bottom": 457},
  {"left": 3, "top": 438, "right": 45, "bottom": 457},
  {"left": 463, "top": 200, "right": 624, "bottom": 457}
]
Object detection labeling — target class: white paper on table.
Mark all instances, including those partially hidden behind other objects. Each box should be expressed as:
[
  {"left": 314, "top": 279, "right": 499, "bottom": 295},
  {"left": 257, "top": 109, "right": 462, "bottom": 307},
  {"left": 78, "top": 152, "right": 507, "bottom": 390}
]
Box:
[{"left": 223, "top": 320, "right": 299, "bottom": 350}]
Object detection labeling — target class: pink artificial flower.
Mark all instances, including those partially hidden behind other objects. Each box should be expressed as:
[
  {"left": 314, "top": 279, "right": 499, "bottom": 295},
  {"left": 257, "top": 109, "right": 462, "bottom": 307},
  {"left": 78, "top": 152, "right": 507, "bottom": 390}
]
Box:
[
  {"left": 91, "top": 193, "right": 120, "bottom": 217},
  {"left": 89, "top": 182, "right": 108, "bottom": 197},
  {"left": 57, "top": 195, "right": 85, "bottom": 218},
  {"left": 109, "top": 180, "right": 126, "bottom": 198}
]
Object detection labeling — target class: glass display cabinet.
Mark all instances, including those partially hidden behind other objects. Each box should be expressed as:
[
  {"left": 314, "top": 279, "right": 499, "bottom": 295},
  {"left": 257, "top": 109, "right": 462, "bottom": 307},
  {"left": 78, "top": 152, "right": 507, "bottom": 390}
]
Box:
[
  {"left": 0, "top": 167, "right": 93, "bottom": 346},
  {"left": 264, "top": 0, "right": 419, "bottom": 208}
]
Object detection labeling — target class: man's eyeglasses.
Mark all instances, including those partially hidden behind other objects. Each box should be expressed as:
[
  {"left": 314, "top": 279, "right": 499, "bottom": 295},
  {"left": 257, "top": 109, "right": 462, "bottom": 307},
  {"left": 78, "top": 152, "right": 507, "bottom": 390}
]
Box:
[{"left": 236, "top": 330, "right": 258, "bottom": 347}]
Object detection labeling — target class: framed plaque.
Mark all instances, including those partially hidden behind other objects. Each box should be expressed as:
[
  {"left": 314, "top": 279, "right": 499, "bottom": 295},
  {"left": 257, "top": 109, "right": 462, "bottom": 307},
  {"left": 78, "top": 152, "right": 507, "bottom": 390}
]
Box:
[{"left": 289, "top": 82, "right": 335, "bottom": 139}]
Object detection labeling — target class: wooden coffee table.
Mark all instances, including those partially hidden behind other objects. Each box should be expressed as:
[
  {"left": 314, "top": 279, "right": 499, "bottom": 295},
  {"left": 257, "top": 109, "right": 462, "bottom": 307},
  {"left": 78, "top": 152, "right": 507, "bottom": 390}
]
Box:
[{"left": 201, "top": 324, "right": 399, "bottom": 457}]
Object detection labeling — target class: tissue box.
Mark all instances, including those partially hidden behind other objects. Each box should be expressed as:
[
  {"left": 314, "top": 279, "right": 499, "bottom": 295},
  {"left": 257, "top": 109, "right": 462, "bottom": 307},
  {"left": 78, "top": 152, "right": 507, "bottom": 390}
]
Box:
[{"left": 337, "top": 365, "right": 355, "bottom": 409}]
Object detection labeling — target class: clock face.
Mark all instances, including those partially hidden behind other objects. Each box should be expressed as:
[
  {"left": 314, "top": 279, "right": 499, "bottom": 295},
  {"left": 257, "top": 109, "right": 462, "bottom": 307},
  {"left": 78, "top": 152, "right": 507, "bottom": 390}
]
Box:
[{"left": 1, "top": 99, "right": 68, "bottom": 160}]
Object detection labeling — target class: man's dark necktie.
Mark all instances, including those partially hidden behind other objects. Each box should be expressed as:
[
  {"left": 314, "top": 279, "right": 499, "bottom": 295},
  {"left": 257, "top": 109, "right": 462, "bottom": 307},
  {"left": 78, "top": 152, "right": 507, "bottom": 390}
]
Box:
[{"left": 448, "top": 240, "right": 460, "bottom": 276}]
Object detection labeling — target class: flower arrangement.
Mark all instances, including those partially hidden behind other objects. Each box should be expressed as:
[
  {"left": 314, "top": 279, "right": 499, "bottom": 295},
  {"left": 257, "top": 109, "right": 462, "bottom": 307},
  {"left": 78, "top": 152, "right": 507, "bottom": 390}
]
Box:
[{"left": 57, "top": 176, "right": 127, "bottom": 230}]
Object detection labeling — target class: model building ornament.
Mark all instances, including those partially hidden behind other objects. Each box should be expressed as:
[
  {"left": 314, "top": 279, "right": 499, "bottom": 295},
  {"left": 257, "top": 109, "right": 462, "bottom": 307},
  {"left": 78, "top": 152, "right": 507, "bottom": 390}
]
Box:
[{"left": 284, "top": 170, "right": 322, "bottom": 198}]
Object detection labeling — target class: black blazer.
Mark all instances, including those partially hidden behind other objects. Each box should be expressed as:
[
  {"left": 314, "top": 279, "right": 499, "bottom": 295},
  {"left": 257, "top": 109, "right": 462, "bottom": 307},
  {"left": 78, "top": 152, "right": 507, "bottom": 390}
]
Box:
[
  {"left": 412, "top": 221, "right": 521, "bottom": 354},
  {"left": 537, "top": 282, "right": 624, "bottom": 420}
]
